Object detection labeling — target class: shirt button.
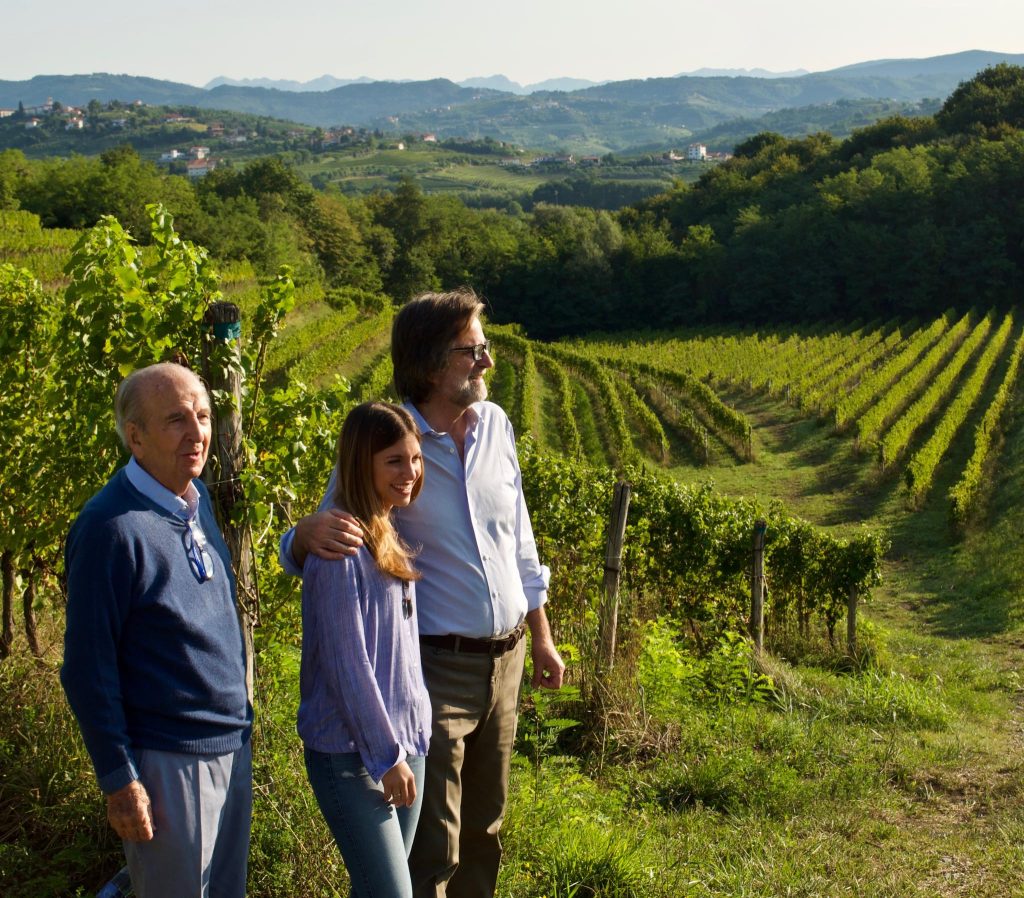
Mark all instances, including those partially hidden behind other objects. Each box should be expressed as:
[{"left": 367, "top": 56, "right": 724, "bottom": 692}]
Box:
[{"left": 449, "top": 448, "right": 456, "bottom": 455}]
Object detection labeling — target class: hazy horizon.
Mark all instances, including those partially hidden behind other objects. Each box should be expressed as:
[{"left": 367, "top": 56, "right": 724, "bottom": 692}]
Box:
[{"left": 4, "top": 0, "right": 1022, "bottom": 87}]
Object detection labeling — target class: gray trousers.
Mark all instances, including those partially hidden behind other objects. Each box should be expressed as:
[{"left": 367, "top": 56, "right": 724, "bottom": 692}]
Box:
[{"left": 123, "top": 740, "right": 252, "bottom": 898}]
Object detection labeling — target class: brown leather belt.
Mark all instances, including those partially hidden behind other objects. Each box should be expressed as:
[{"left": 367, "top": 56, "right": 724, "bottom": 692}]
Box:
[{"left": 420, "top": 623, "right": 526, "bottom": 656}]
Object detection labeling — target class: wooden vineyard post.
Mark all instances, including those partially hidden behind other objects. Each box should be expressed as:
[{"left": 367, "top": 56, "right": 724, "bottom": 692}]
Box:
[
  {"left": 1, "top": 549, "right": 14, "bottom": 659},
  {"left": 202, "top": 301, "right": 257, "bottom": 702},
  {"left": 847, "top": 586, "right": 858, "bottom": 657},
  {"left": 751, "top": 519, "right": 767, "bottom": 653},
  {"left": 599, "top": 481, "right": 632, "bottom": 671}
]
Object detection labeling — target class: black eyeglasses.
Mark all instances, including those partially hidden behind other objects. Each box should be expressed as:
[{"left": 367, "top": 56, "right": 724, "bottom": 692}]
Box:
[
  {"left": 402, "top": 581, "right": 413, "bottom": 619},
  {"left": 182, "top": 521, "right": 214, "bottom": 582},
  {"left": 447, "top": 340, "right": 491, "bottom": 362}
]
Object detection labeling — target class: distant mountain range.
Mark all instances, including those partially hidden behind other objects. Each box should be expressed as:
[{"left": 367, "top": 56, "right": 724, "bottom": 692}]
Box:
[
  {"left": 206, "top": 74, "right": 609, "bottom": 95},
  {"left": 677, "top": 67, "right": 809, "bottom": 79},
  {"left": 2, "top": 50, "right": 1021, "bottom": 154},
  {"left": 205, "top": 75, "right": 377, "bottom": 92}
]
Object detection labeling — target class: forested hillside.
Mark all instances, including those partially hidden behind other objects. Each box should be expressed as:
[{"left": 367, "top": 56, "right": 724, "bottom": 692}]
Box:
[
  {"left": 2, "top": 65, "right": 1022, "bottom": 339},
  {"left": 1, "top": 51, "right": 1020, "bottom": 152}
]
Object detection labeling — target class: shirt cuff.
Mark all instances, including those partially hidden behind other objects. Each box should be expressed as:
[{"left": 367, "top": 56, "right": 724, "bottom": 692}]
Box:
[
  {"left": 98, "top": 758, "right": 139, "bottom": 795},
  {"left": 367, "top": 744, "right": 406, "bottom": 784},
  {"left": 523, "top": 564, "right": 550, "bottom": 611},
  {"left": 278, "top": 528, "right": 303, "bottom": 577}
]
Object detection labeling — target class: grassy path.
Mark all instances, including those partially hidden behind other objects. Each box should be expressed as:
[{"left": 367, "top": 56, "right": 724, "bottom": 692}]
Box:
[
  {"left": 600, "top": 384, "right": 1024, "bottom": 896},
  {"left": 791, "top": 385, "right": 1024, "bottom": 896}
]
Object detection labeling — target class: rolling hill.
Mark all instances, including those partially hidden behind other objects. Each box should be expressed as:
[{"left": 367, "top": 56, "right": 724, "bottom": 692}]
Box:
[{"left": 0, "top": 52, "right": 1018, "bottom": 151}]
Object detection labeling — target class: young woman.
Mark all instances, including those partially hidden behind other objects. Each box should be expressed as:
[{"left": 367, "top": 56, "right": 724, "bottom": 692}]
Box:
[{"left": 298, "top": 401, "right": 431, "bottom": 898}]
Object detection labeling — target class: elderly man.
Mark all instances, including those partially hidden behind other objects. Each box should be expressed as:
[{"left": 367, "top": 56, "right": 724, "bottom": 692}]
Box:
[
  {"left": 61, "top": 362, "right": 252, "bottom": 898},
  {"left": 281, "top": 289, "right": 565, "bottom": 898}
]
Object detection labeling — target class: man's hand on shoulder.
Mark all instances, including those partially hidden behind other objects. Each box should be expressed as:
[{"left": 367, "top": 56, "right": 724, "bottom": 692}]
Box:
[
  {"left": 293, "top": 508, "right": 364, "bottom": 566},
  {"left": 107, "top": 779, "right": 154, "bottom": 842}
]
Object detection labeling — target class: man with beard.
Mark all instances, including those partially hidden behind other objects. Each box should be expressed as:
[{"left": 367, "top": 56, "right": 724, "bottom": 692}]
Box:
[{"left": 281, "top": 290, "right": 564, "bottom": 897}]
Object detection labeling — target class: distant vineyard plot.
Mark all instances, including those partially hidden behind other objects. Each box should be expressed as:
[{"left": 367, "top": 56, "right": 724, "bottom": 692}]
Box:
[
  {"left": 487, "top": 312, "right": 1022, "bottom": 522},
  {"left": 1, "top": 212, "right": 1017, "bottom": 525}
]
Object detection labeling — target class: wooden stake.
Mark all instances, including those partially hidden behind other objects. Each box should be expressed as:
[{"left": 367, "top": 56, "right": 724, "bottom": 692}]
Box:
[
  {"left": 847, "top": 585, "right": 858, "bottom": 657},
  {"left": 599, "top": 481, "right": 632, "bottom": 671},
  {"left": 751, "top": 519, "right": 767, "bottom": 653},
  {"left": 202, "top": 301, "right": 256, "bottom": 702}
]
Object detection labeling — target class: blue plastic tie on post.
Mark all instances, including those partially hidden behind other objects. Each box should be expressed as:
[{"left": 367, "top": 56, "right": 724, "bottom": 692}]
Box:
[{"left": 213, "top": 321, "right": 241, "bottom": 341}]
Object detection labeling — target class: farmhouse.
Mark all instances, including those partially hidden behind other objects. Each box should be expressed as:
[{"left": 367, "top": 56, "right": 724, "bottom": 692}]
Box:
[
  {"left": 688, "top": 143, "right": 708, "bottom": 161},
  {"left": 186, "top": 159, "right": 217, "bottom": 179},
  {"left": 24, "top": 98, "right": 54, "bottom": 116}
]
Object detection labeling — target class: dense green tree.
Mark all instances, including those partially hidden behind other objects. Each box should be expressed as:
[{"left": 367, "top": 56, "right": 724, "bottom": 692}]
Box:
[
  {"left": 305, "top": 192, "right": 382, "bottom": 292},
  {"left": 937, "top": 64, "right": 1024, "bottom": 136},
  {"left": 365, "top": 178, "right": 439, "bottom": 300},
  {"left": 0, "top": 150, "right": 29, "bottom": 210}
]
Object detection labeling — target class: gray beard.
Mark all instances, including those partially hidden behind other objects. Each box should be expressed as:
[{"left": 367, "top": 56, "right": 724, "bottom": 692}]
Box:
[{"left": 452, "top": 377, "right": 487, "bottom": 408}]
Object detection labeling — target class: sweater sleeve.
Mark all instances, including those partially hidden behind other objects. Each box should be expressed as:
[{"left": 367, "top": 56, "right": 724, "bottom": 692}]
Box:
[
  {"left": 304, "top": 554, "right": 404, "bottom": 782},
  {"left": 60, "top": 511, "right": 139, "bottom": 794}
]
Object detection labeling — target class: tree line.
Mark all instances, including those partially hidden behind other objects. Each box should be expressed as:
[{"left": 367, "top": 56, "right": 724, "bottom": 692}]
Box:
[{"left": 2, "top": 65, "right": 1023, "bottom": 339}]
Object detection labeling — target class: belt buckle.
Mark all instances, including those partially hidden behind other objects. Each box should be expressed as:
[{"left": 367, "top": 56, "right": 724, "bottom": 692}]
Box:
[{"left": 497, "top": 624, "right": 523, "bottom": 655}]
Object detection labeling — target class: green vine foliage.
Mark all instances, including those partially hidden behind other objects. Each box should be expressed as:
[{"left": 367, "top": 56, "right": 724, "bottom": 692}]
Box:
[
  {"left": 520, "top": 440, "right": 886, "bottom": 641},
  {"left": 1, "top": 206, "right": 350, "bottom": 636},
  {"left": 0, "top": 265, "right": 59, "bottom": 561}
]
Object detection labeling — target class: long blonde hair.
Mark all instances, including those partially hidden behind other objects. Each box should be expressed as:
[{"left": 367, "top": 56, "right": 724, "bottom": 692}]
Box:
[{"left": 332, "top": 402, "right": 422, "bottom": 581}]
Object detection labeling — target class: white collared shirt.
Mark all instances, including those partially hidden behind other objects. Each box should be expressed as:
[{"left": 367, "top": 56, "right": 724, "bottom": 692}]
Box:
[
  {"left": 281, "top": 401, "right": 549, "bottom": 638},
  {"left": 125, "top": 457, "right": 200, "bottom": 522}
]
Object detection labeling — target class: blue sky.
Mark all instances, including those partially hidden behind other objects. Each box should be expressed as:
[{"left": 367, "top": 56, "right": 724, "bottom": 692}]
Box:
[{"left": 3, "top": 0, "right": 1022, "bottom": 85}]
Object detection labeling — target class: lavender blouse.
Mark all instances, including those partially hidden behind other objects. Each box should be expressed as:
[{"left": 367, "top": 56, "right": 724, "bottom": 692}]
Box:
[{"left": 297, "top": 545, "right": 431, "bottom": 782}]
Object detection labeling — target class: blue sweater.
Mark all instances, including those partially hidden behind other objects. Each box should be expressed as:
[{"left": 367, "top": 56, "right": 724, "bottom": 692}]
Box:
[{"left": 61, "top": 468, "right": 251, "bottom": 794}]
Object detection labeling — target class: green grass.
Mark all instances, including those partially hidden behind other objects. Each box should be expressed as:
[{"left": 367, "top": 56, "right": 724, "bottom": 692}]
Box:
[{"left": 498, "top": 359, "right": 1024, "bottom": 898}]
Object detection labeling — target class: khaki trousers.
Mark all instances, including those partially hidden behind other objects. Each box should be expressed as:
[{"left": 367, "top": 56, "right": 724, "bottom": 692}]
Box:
[{"left": 410, "top": 637, "right": 526, "bottom": 898}]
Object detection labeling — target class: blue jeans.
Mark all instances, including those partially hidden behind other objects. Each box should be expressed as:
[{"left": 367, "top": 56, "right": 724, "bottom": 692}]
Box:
[{"left": 305, "top": 748, "right": 425, "bottom": 898}]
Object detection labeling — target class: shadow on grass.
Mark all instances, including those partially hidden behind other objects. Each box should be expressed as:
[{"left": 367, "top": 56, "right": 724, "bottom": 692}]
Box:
[
  {"left": 890, "top": 396, "right": 1024, "bottom": 640},
  {"left": 723, "top": 385, "right": 899, "bottom": 527}
]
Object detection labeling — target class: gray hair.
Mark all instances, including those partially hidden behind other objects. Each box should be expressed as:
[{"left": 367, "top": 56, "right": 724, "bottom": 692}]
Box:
[{"left": 114, "top": 362, "right": 208, "bottom": 450}]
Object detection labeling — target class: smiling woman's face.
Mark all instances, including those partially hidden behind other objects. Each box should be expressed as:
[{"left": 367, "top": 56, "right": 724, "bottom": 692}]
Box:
[{"left": 371, "top": 432, "right": 423, "bottom": 512}]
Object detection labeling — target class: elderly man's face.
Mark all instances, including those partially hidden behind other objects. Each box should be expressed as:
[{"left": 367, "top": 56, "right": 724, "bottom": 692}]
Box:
[{"left": 126, "top": 368, "right": 212, "bottom": 497}]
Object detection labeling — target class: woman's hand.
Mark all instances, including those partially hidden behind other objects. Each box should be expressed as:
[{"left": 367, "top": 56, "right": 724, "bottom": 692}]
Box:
[{"left": 381, "top": 760, "right": 417, "bottom": 808}]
